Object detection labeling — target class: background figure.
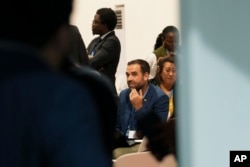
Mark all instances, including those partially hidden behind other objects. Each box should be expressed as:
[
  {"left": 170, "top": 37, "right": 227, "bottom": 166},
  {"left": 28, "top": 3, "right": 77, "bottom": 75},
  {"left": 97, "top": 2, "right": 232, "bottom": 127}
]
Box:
[
  {"left": 68, "top": 24, "right": 89, "bottom": 66},
  {"left": 87, "top": 8, "right": 121, "bottom": 90},
  {"left": 0, "top": 0, "right": 112, "bottom": 167},
  {"left": 151, "top": 56, "right": 176, "bottom": 119},
  {"left": 154, "top": 33, "right": 164, "bottom": 50},
  {"left": 146, "top": 26, "right": 179, "bottom": 94},
  {"left": 145, "top": 53, "right": 157, "bottom": 79},
  {"left": 145, "top": 30, "right": 173, "bottom": 80},
  {"left": 153, "top": 26, "right": 179, "bottom": 60},
  {"left": 115, "top": 73, "right": 128, "bottom": 95}
]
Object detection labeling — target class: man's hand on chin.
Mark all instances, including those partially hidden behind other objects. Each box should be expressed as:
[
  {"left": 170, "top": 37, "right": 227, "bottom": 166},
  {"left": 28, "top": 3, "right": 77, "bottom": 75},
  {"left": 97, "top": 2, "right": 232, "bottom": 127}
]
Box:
[{"left": 129, "top": 88, "right": 143, "bottom": 111}]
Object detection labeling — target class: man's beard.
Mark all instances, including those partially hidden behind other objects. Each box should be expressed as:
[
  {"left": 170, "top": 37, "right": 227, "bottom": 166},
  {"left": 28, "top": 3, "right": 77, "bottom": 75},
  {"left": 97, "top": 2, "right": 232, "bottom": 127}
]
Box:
[{"left": 128, "top": 81, "right": 144, "bottom": 91}]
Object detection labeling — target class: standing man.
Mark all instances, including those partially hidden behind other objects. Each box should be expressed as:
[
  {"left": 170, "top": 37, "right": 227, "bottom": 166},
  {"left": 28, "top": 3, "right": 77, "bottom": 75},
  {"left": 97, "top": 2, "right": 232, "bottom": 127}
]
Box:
[
  {"left": 0, "top": 0, "right": 112, "bottom": 167},
  {"left": 114, "top": 59, "right": 169, "bottom": 158},
  {"left": 87, "top": 8, "right": 121, "bottom": 89}
]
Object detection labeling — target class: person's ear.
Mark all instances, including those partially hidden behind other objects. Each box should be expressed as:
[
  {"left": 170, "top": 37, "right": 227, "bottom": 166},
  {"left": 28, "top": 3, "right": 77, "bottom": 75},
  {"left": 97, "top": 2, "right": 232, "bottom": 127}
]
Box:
[
  {"left": 103, "top": 24, "right": 109, "bottom": 31},
  {"left": 144, "top": 72, "right": 149, "bottom": 80}
]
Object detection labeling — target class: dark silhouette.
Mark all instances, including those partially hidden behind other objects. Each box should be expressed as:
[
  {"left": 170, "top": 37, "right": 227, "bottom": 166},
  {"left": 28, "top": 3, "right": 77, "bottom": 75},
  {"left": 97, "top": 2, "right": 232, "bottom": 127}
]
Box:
[
  {"left": 61, "top": 59, "right": 118, "bottom": 160},
  {"left": 0, "top": 0, "right": 112, "bottom": 166},
  {"left": 137, "top": 112, "right": 177, "bottom": 161},
  {"left": 68, "top": 25, "right": 89, "bottom": 66}
]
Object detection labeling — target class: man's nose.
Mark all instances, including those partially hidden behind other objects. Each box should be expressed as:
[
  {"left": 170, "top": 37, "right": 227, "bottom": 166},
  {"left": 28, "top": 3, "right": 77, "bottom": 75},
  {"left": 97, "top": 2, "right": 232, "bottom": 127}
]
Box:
[{"left": 127, "top": 75, "right": 132, "bottom": 81}]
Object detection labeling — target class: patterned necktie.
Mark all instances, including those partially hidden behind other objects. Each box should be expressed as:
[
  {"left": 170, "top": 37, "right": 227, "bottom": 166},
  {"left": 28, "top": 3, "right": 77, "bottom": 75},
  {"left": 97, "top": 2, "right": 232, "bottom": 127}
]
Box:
[{"left": 91, "top": 37, "right": 102, "bottom": 56}]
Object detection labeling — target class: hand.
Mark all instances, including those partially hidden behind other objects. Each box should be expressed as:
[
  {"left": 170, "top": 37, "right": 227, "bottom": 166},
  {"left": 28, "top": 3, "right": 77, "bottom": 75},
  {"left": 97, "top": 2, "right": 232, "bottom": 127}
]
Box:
[{"left": 129, "top": 88, "right": 143, "bottom": 111}]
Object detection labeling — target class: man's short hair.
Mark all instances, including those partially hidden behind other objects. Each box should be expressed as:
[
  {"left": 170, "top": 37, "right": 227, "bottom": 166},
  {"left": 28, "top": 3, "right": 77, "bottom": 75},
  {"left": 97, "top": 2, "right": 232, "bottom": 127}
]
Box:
[
  {"left": 0, "top": 0, "right": 72, "bottom": 48},
  {"left": 96, "top": 8, "right": 117, "bottom": 31},
  {"left": 127, "top": 59, "right": 150, "bottom": 74}
]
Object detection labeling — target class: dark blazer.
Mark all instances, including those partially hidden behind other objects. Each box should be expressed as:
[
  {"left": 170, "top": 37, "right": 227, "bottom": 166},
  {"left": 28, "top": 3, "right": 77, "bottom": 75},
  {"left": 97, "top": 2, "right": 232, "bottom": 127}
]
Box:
[
  {"left": 116, "top": 83, "right": 169, "bottom": 136},
  {"left": 87, "top": 31, "right": 121, "bottom": 85},
  {"left": 0, "top": 42, "right": 111, "bottom": 167},
  {"left": 150, "top": 78, "right": 176, "bottom": 119}
]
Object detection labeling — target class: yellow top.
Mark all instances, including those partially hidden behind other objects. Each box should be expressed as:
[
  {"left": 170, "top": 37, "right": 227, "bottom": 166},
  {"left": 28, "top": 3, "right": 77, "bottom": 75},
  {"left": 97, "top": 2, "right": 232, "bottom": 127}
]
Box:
[{"left": 168, "top": 95, "right": 174, "bottom": 120}]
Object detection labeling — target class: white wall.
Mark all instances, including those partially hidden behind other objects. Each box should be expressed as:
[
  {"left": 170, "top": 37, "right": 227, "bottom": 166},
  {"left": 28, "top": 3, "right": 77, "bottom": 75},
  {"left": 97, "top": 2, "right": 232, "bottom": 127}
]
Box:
[
  {"left": 179, "top": 0, "right": 250, "bottom": 167},
  {"left": 70, "top": 0, "right": 180, "bottom": 65}
]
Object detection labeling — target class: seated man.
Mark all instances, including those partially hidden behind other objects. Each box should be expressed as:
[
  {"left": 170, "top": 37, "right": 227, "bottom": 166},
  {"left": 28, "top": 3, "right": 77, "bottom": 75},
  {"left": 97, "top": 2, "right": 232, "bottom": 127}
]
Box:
[{"left": 114, "top": 59, "right": 169, "bottom": 158}]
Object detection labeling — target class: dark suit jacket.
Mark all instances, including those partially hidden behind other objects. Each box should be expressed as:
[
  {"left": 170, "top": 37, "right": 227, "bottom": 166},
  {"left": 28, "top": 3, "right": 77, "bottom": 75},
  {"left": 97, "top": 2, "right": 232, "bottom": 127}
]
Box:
[
  {"left": 150, "top": 78, "right": 176, "bottom": 119},
  {"left": 116, "top": 83, "right": 169, "bottom": 136},
  {"left": 0, "top": 41, "right": 111, "bottom": 167},
  {"left": 87, "top": 31, "right": 121, "bottom": 85}
]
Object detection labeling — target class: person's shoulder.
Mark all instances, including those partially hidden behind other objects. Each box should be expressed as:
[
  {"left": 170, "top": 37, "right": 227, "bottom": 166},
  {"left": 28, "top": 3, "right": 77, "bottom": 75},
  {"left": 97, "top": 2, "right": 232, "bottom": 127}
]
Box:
[
  {"left": 145, "top": 53, "right": 157, "bottom": 61},
  {"left": 68, "top": 24, "right": 77, "bottom": 30},
  {"left": 26, "top": 71, "right": 91, "bottom": 97},
  {"left": 2, "top": 71, "right": 93, "bottom": 109},
  {"left": 41, "top": 73, "right": 99, "bottom": 113},
  {"left": 149, "top": 83, "right": 159, "bottom": 90},
  {"left": 149, "top": 83, "right": 166, "bottom": 97},
  {"left": 74, "top": 66, "right": 108, "bottom": 84},
  {"left": 71, "top": 66, "right": 117, "bottom": 94},
  {"left": 149, "top": 78, "right": 158, "bottom": 85},
  {"left": 119, "top": 88, "right": 130, "bottom": 96},
  {"left": 68, "top": 24, "right": 81, "bottom": 36},
  {"left": 69, "top": 24, "right": 78, "bottom": 29},
  {"left": 89, "top": 36, "right": 100, "bottom": 43},
  {"left": 153, "top": 45, "right": 164, "bottom": 52},
  {"left": 105, "top": 31, "right": 120, "bottom": 43}
]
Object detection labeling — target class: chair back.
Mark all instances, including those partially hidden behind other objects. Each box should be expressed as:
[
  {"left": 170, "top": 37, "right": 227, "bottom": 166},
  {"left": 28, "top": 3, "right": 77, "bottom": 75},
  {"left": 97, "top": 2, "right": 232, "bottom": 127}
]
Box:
[
  {"left": 114, "top": 152, "right": 178, "bottom": 167},
  {"left": 114, "top": 152, "right": 159, "bottom": 167}
]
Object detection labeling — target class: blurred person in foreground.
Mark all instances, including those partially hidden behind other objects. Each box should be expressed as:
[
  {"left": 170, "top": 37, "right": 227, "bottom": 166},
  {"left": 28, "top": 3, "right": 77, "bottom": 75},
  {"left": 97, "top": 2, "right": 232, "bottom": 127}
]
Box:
[
  {"left": 0, "top": 0, "right": 112, "bottom": 167},
  {"left": 67, "top": 24, "right": 89, "bottom": 66},
  {"left": 61, "top": 54, "right": 118, "bottom": 160},
  {"left": 137, "top": 112, "right": 177, "bottom": 164}
]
